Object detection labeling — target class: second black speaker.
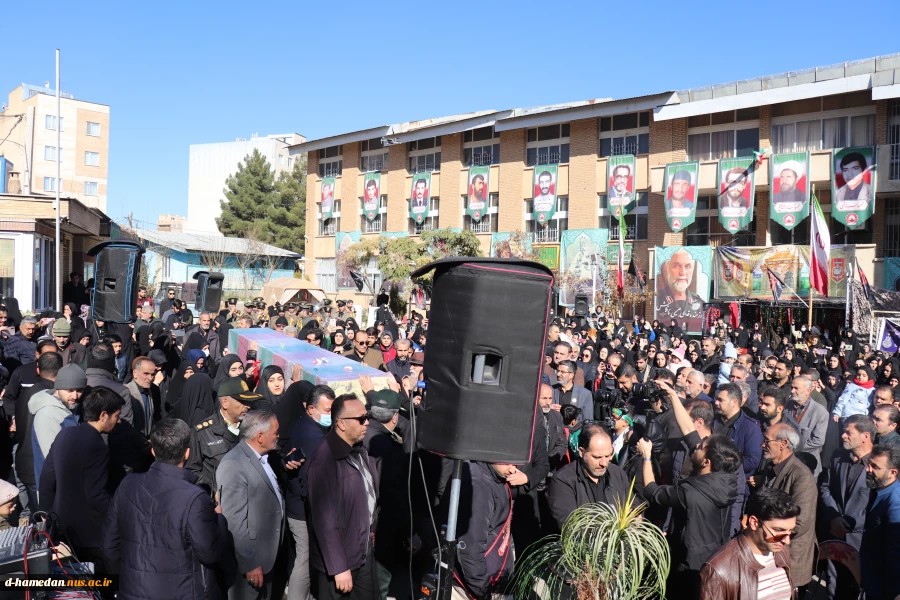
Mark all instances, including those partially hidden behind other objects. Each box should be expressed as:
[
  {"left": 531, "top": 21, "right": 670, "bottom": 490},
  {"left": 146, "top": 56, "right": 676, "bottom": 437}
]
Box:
[
  {"left": 87, "top": 240, "right": 145, "bottom": 323},
  {"left": 193, "top": 271, "right": 225, "bottom": 313}
]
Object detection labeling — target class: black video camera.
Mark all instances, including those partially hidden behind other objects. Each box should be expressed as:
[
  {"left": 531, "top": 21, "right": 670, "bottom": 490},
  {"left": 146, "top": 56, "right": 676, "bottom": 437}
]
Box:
[{"left": 632, "top": 381, "right": 669, "bottom": 404}]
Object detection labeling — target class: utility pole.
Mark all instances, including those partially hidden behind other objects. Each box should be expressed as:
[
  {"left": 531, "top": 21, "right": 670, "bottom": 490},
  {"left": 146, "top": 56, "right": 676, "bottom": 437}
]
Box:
[{"left": 55, "top": 49, "right": 61, "bottom": 311}]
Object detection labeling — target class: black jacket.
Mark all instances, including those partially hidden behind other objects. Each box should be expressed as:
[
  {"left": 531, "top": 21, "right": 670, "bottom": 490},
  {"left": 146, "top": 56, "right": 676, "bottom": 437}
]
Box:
[
  {"left": 286, "top": 412, "right": 329, "bottom": 520},
  {"left": 540, "top": 409, "right": 568, "bottom": 470},
  {"left": 102, "top": 462, "right": 230, "bottom": 600},
  {"left": 362, "top": 420, "right": 409, "bottom": 567},
  {"left": 185, "top": 410, "right": 241, "bottom": 495},
  {"left": 645, "top": 470, "right": 739, "bottom": 571},
  {"left": 546, "top": 459, "right": 633, "bottom": 530},
  {"left": 39, "top": 423, "right": 111, "bottom": 550},
  {"left": 2, "top": 362, "right": 39, "bottom": 420}
]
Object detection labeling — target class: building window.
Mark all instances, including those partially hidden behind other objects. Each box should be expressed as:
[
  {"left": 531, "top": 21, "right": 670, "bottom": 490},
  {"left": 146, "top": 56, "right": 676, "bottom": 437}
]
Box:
[
  {"left": 366, "top": 257, "right": 382, "bottom": 293},
  {"left": 890, "top": 100, "right": 900, "bottom": 180},
  {"left": 316, "top": 258, "right": 337, "bottom": 292},
  {"left": 318, "top": 200, "right": 340, "bottom": 236},
  {"left": 687, "top": 128, "right": 759, "bottom": 161},
  {"left": 43, "top": 177, "right": 58, "bottom": 192},
  {"left": 317, "top": 145, "right": 343, "bottom": 177},
  {"left": 45, "top": 115, "right": 63, "bottom": 131},
  {"left": 599, "top": 193, "right": 647, "bottom": 240},
  {"left": 525, "top": 196, "right": 568, "bottom": 242},
  {"left": 410, "top": 197, "right": 440, "bottom": 234},
  {"left": 161, "top": 255, "right": 171, "bottom": 279},
  {"left": 288, "top": 157, "right": 294, "bottom": 169},
  {"left": 464, "top": 194, "right": 499, "bottom": 233},
  {"left": 86, "top": 121, "right": 100, "bottom": 137},
  {"left": 360, "top": 138, "right": 389, "bottom": 172},
  {"left": 600, "top": 134, "right": 649, "bottom": 157},
  {"left": 408, "top": 137, "right": 441, "bottom": 173},
  {"left": 85, "top": 151, "right": 100, "bottom": 166},
  {"left": 361, "top": 196, "right": 387, "bottom": 233},
  {"left": 278, "top": 154, "right": 284, "bottom": 165},
  {"left": 44, "top": 146, "right": 57, "bottom": 161},
  {"left": 599, "top": 111, "right": 650, "bottom": 157},
  {"left": 526, "top": 124, "right": 570, "bottom": 166},
  {"left": 771, "top": 114, "right": 875, "bottom": 154},
  {"left": 0, "top": 239, "right": 15, "bottom": 300},
  {"left": 84, "top": 181, "right": 98, "bottom": 196},
  {"left": 463, "top": 126, "right": 500, "bottom": 166},
  {"left": 885, "top": 197, "right": 900, "bottom": 257},
  {"left": 683, "top": 196, "right": 756, "bottom": 246}
]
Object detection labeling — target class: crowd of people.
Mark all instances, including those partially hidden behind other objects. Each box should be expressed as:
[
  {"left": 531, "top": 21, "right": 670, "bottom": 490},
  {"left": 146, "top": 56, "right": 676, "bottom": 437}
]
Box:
[{"left": 0, "top": 273, "right": 896, "bottom": 600}]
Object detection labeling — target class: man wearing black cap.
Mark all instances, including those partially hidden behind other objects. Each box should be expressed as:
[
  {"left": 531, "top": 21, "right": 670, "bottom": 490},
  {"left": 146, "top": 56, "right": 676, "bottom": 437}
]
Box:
[
  {"left": 274, "top": 316, "right": 289, "bottom": 334},
  {"left": 187, "top": 377, "right": 256, "bottom": 494},
  {"left": 224, "top": 298, "right": 239, "bottom": 323}
]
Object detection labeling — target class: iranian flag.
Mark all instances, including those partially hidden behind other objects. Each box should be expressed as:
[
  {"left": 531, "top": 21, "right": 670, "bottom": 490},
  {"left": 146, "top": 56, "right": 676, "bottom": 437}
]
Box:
[
  {"left": 617, "top": 213, "right": 626, "bottom": 297},
  {"left": 810, "top": 194, "right": 830, "bottom": 296}
]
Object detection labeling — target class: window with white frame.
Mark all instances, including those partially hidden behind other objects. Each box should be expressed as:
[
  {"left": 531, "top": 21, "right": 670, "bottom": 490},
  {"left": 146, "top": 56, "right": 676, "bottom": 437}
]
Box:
[
  {"left": 366, "top": 257, "right": 382, "bottom": 293},
  {"left": 686, "top": 108, "right": 760, "bottom": 161},
  {"left": 317, "top": 145, "right": 343, "bottom": 177},
  {"left": 464, "top": 193, "right": 499, "bottom": 233},
  {"left": 463, "top": 126, "right": 500, "bottom": 167},
  {"left": 44, "top": 146, "right": 57, "bottom": 161},
  {"left": 43, "top": 177, "right": 59, "bottom": 192},
  {"left": 84, "top": 181, "right": 98, "bottom": 196},
  {"left": 683, "top": 196, "right": 756, "bottom": 246},
  {"left": 85, "top": 151, "right": 100, "bottom": 166},
  {"left": 360, "top": 138, "right": 389, "bottom": 173},
  {"left": 771, "top": 113, "right": 875, "bottom": 154},
  {"left": 316, "top": 258, "right": 337, "bottom": 292},
  {"left": 889, "top": 100, "right": 900, "bottom": 180},
  {"left": 599, "top": 193, "right": 647, "bottom": 240},
  {"left": 318, "top": 200, "right": 340, "bottom": 236},
  {"left": 599, "top": 111, "right": 650, "bottom": 157},
  {"left": 410, "top": 197, "right": 440, "bottom": 235},
  {"left": 161, "top": 255, "right": 172, "bottom": 279},
  {"left": 408, "top": 137, "right": 441, "bottom": 173},
  {"left": 525, "top": 196, "right": 568, "bottom": 242},
  {"left": 45, "top": 115, "right": 63, "bottom": 131},
  {"left": 86, "top": 121, "right": 100, "bottom": 137},
  {"left": 360, "top": 196, "right": 387, "bottom": 233},
  {"left": 526, "top": 124, "right": 570, "bottom": 166}
]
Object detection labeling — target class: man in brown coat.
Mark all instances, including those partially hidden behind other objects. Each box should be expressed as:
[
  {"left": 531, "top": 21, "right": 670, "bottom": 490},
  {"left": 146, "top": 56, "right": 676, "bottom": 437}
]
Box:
[
  {"left": 700, "top": 487, "right": 798, "bottom": 599},
  {"left": 343, "top": 329, "right": 386, "bottom": 371},
  {"left": 750, "top": 423, "right": 817, "bottom": 589}
]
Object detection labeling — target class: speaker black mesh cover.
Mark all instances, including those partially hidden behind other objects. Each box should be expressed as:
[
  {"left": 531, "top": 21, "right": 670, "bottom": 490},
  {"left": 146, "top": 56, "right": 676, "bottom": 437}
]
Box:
[
  {"left": 193, "top": 271, "right": 225, "bottom": 313},
  {"left": 411, "top": 258, "right": 554, "bottom": 463},
  {"left": 87, "top": 241, "right": 145, "bottom": 324}
]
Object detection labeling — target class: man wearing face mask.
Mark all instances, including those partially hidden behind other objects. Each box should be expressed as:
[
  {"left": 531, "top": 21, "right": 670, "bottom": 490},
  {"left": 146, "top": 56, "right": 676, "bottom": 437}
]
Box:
[
  {"left": 186, "top": 377, "right": 255, "bottom": 494},
  {"left": 286, "top": 384, "right": 335, "bottom": 600}
]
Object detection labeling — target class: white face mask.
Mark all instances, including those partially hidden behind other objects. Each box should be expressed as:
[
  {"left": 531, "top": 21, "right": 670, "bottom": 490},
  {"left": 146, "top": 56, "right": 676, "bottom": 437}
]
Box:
[{"left": 203, "top": 348, "right": 210, "bottom": 357}]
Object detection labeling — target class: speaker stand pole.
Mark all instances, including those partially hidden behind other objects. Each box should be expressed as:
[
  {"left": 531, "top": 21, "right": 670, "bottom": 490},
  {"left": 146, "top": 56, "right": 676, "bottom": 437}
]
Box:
[
  {"left": 438, "top": 459, "right": 463, "bottom": 600},
  {"left": 54, "top": 49, "right": 62, "bottom": 312}
]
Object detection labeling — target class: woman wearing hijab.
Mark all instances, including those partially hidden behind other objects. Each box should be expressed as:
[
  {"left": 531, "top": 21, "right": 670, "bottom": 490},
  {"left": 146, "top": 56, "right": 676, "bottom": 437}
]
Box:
[
  {"left": 330, "top": 329, "right": 348, "bottom": 354},
  {"left": 254, "top": 365, "right": 286, "bottom": 411},
  {"left": 185, "top": 348, "right": 208, "bottom": 374},
  {"left": 166, "top": 360, "right": 196, "bottom": 419},
  {"left": 215, "top": 314, "right": 233, "bottom": 353},
  {"left": 378, "top": 331, "right": 396, "bottom": 365},
  {"left": 833, "top": 365, "right": 876, "bottom": 421},
  {"left": 577, "top": 346, "right": 598, "bottom": 392},
  {"left": 63, "top": 302, "right": 86, "bottom": 337},
  {"left": 213, "top": 354, "right": 246, "bottom": 394},
  {"left": 176, "top": 371, "right": 215, "bottom": 427},
  {"left": 275, "top": 380, "right": 313, "bottom": 452}
]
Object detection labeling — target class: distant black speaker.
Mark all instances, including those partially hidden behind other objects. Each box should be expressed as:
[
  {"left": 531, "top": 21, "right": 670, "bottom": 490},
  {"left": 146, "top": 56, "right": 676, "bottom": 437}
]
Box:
[
  {"left": 410, "top": 258, "right": 554, "bottom": 463},
  {"left": 87, "top": 240, "right": 145, "bottom": 324},
  {"left": 574, "top": 294, "right": 589, "bottom": 317},
  {"left": 193, "top": 271, "right": 225, "bottom": 313}
]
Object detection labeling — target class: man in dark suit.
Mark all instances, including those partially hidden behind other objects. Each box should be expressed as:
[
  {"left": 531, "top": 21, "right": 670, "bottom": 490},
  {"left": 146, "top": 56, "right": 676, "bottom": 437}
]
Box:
[
  {"left": 216, "top": 409, "right": 286, "bottom": 600},
  {"left": 39, "top": 387, "right": 125, "bottom": 572},
  {"left": 551, "top": 360, "right": 593, "bottom": 423}
]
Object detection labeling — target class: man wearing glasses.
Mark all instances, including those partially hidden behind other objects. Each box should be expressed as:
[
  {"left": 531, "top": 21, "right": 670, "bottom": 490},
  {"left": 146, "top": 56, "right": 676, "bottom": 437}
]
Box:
[
  {"left": 307, "top": 394, "right": 379, "bottom": 600},
  {"left": 700, "top": 487, "right": 799, "bottom": 599},
  {"left": 551, "top": 359, "right": 593, "bottom": 423}
]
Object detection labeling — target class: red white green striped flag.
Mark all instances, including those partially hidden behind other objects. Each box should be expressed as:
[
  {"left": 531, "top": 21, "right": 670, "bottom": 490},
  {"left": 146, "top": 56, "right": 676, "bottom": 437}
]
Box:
[
  {"left": 810, "top": 194, "right": 830, "bottom": 296},
  {"left": 618, "top": 212, "right": 626, "bottom": 296}
]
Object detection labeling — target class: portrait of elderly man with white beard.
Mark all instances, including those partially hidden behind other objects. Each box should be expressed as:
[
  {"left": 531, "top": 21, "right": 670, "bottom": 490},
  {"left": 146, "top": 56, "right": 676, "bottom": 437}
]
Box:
[{"left": 656, "top": 248, "right": 705, "bottom": 333}]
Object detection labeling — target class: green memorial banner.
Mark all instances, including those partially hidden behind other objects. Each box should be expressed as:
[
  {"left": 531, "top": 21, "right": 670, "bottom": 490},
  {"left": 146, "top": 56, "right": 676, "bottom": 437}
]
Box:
[
  {"left": 320, "top": 177, "right": 336, "bottom": 220},
  {"left": 532, "top": 164, "right": 558, "bottom": 224},
  {"left": 769, "top": 152, "right": 810, "bottom": 231},
  {"left": 335, "top": 231, "right": 362, "bottom": 290},
  {"left": 717, "top": 157, "right": 755, "bottom": 234},
  {"left": 831, "top": 146, "right": 876, "bottom": 229},
  {"left": 607, "top": 155, "right": 636, "bottom": 218},
  {"left": 362, "top": 173, "right": 381, "bottom": 222},
  {"left": 466, "top": 166, "right": 490, "bottom": 222},
  {"left": 559, "top": 228, "right": 608, "bottom": 305},
  {"left": 664, "top": 162, "right": 699, "bottom": 232},
  {"left": 654, "top": 246, "right": 713, "bottom": 335},
  {"left": 409, "top": 172, "right": 432, "bottom": 225}
]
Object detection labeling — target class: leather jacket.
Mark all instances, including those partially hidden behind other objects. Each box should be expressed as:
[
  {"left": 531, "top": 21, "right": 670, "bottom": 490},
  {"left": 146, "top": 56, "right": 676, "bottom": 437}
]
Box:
[{"left": 700, "top": 534, "right": 794, "bottom": 600}]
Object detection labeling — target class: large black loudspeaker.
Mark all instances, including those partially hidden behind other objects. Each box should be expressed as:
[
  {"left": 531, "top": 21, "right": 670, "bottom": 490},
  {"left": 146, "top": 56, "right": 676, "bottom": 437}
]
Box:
[
  {"left": 193, "top": 271, "right": 225, "bottom": 313},
  {"left": 574, "top": 294, "right": 589, "bottom": 317},
  {"left": 87, "top": 241, "right": 145, "bottom": 324},
  {"left": 411, "top": 258, "right": 554, "bottom": 463}
]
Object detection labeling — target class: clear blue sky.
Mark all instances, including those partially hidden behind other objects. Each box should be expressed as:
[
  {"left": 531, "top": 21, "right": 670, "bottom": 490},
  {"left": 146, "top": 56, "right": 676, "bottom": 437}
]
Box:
[{"left": 5, "top": 0, "right": 899, "bottom": 228}]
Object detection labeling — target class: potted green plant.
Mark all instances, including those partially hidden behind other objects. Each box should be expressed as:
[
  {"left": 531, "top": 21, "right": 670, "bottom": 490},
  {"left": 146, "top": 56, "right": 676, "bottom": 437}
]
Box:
[{"left": 511, "top": 485, "right": 670, "bottom": 600}]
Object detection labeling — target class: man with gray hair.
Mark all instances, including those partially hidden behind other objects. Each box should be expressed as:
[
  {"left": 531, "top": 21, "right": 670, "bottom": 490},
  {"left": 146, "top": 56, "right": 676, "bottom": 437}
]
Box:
[
  {"left": 185, "top": 312, "right": 221, "bottom": 364},
  {"left": 3, "top": 315, "right": 38, "bottom": 371},
  {"left": 750, "top": 422, "right": 817, "bottom": 588},
  {"left": 787, "top": 375, "right": 829, "bottom": 475},
  {"left": 217, "top": 409, "right": 286, "bottom": 599}
]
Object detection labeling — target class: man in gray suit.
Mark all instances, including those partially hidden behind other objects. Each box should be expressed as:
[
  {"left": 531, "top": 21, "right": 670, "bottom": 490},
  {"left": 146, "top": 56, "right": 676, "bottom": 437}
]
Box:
[
  {"left": 217, "top": 410, "right": 286, "bottom": 600},
  {"left": 787, "top": 375, "right": 829, "bottom": 476},
  {"left": 552, "top": 360, "right": 593, "bottom": 423},
  {"left": 124, "top": 357, "right": 161, "bottom": 436}
]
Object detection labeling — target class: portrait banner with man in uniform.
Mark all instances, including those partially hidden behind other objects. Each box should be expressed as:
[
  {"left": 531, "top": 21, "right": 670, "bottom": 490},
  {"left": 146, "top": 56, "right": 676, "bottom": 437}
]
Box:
[
  {"left": 769, "top": 152, "right": 809, "bottom": 230},
  {"left": 409, "top": 172, "right": 432, "bottom": 225},
  {"left": 532, "top": 164, "right": 558, "bottom": 224},
  {"left": 607, "top": 155, "right": 636, "bottom": 217},
  {"left": 466, "top": 166, "right": 490, "bottom": 222},
  {"left": 654, "top": 246, "right": 712, "bottom": 335},
  {"left": 663, "top": 161, "right": 699, "bottom": 232},
  {"left": 717, "top": 157, "right": 756, "bottom": 234},
  {"left": 320, "top": 176, "right": 336, "bottom": 221},
  {"left": 831, "top": 146, "right": 876, "bottom": 229},
  {"left": 362, "top": 173, "right": 381, "bottom": 222}
]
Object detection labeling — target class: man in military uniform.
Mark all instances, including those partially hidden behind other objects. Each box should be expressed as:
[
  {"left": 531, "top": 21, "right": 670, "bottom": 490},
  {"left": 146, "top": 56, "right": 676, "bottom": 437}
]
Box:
[
  {"left": 223, "top": 297, "right": 240, "bottom": 323},
  {"left": 185, "top": 378, "right": 260, "bottom": 494},
  {"left": 656, "top": 248, "right": 704, "bottom": 332},
  {"left": 316, "top": 299, "right": 334, "bottom": 324}
]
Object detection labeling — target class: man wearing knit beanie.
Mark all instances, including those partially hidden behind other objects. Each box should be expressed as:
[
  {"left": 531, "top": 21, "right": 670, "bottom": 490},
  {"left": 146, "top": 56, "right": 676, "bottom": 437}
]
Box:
[
  {"left": 52, "top": 318, "right": 86, "bottom": 367},
  {"left": 29, "top": 364, "right": 86, "bottom": 487},
  {"left": 85, "top": 344, "right": 134, "bottom": 426},
  {"left": 0, "top": 479, "right": 18, "bottom": 519}
]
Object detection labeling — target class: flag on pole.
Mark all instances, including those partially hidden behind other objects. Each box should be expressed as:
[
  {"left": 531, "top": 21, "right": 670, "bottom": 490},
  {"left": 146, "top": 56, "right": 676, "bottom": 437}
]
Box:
[
  {"left": 858, "top": 265, "right": 871, "bottom": 301},
  {"left": 767, "top": 269, "right": 786, "bottom": 303},
  {"left": 877, "top": 318, "right": 900, "bottom": 353},
  {"left": 628, "top": 257, "right": 645, "bottom": 292},
  {"left": 809, "top": 194, "right": 831, "bottom": 296},
  {"left": 617, "top": 213, "right": 626, "bottom": 297}
]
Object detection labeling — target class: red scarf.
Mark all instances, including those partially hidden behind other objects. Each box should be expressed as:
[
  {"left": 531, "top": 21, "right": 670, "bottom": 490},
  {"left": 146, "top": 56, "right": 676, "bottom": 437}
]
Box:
[{"left": 853, "top": 378, "right": 875, "bottom": 389}]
